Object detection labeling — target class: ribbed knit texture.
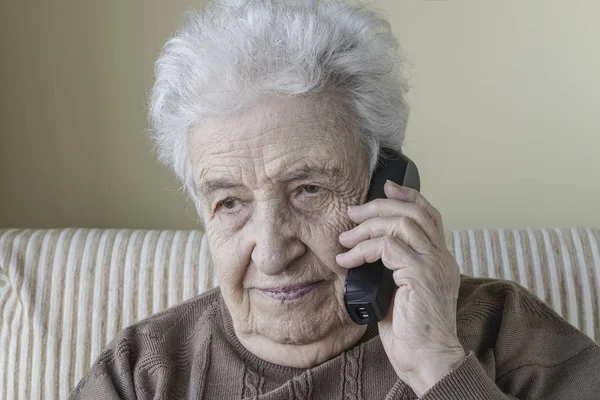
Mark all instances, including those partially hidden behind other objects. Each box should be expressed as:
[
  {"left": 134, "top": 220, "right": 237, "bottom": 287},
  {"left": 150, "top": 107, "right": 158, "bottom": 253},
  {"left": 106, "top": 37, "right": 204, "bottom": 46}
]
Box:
[{"left": 68, "top": 278, "right": 600, "bottom": 399}]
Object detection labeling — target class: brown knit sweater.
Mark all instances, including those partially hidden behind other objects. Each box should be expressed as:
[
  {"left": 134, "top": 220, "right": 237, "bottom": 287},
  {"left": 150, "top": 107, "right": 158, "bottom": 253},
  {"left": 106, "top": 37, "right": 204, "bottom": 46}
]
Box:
[{"left": 69, "top": 276, "right": 600, "bottom": 399}]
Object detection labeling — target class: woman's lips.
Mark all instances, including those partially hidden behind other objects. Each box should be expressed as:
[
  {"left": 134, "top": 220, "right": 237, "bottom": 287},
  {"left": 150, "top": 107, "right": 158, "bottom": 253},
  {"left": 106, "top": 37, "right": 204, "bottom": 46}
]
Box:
[{"left": 258, "top": 281, "right": 323, "bottom": 301}]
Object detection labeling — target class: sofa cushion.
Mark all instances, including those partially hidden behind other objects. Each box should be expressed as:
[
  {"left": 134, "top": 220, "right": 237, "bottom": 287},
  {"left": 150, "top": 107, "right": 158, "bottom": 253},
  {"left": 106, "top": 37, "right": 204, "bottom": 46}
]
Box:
[{"left": 0, "top": 227, "right": 599, "bottom": 399}]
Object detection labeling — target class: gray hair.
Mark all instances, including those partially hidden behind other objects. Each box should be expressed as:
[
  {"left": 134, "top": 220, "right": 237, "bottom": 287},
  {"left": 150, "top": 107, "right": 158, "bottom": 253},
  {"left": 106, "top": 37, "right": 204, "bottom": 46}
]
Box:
[{"left": 148, "top": 0, "right": 410, "bottom": 201}]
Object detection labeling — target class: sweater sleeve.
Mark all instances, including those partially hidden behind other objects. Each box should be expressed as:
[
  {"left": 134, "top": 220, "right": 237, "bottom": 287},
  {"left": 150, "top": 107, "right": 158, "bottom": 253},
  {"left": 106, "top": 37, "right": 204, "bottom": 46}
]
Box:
[
  {"left": 386, "top": 279, "right": 600, "bottom": 400},
  {"left": 383, "top": 352, "right": 519, "bottom": 400},
  {"left": 418, "top": 344, "right": 600, "bottom": 400},
  {"left": 419, "top": 351, "right": 515, "bottom": 400},
  {"left": 416, "top": 280, "right": 600, "bottom": 399}
]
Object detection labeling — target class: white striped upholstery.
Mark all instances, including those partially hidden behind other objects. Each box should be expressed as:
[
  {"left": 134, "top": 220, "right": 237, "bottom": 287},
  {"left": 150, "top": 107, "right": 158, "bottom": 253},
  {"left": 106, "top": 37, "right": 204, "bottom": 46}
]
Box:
[
  {"left": 449, "top": 228, "right": 600, "bottom": 341},
  {"left": 0, "top": 227, "right": 599, "bottom": 399},
  {"left": 0, "top": 229, "right": 214, "bottom": 400}
]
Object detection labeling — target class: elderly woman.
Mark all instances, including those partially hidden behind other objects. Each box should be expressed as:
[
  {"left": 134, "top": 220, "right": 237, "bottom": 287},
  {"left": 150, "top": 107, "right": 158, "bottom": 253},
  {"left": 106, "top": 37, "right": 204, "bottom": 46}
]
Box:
[{"left": 70, "top": 0, "right": 600, "bottom": 399}]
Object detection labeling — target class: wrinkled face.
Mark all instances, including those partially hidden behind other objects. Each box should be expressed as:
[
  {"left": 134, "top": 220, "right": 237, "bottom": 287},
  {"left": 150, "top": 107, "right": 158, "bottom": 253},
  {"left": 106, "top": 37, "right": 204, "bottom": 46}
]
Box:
[{"left": 188, "top": 95, "right": 369, "bottom": 346}]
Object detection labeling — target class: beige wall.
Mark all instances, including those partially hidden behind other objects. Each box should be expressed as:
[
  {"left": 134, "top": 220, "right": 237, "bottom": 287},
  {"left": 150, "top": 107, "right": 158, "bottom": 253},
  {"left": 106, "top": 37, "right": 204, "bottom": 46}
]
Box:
[{"left": 1, "top": 0, "right": 598, "bottom": 231}]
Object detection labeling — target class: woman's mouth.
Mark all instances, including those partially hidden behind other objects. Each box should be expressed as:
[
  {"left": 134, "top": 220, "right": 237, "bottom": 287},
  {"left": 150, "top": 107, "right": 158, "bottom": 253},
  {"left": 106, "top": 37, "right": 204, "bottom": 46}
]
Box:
[{"left": 258, "top": 281, "right": 323, "bottom": 301}]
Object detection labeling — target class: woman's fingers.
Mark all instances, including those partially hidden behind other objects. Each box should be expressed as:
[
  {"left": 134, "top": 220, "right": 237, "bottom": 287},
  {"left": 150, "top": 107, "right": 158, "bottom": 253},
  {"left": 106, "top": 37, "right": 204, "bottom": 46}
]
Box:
[
  {"left": 385, "top": 181, "right": 445, "bottom": 235},
  {"left": 347, "top": 184, "right": 443, "bottom": 241},
  {"left": 336, "top": 234, "right": 417, "bottom": 270},
  {"left": 348, "top": 180, "right": 444, "bottom": 237},
  {"left": 339, "top": 215, "right": 433, "bottom": 253},
  {"left": 340, "top": 214, "right": 437, "bottom": 251}
]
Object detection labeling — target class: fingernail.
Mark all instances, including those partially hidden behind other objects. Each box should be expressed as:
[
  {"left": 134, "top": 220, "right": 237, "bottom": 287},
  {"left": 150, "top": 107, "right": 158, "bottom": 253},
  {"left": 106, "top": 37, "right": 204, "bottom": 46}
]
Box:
[
  {"left": 386, "top": 179, "right": 402, "bottom": 189},
  {"left": 336, "top": 252, "right": 348, "bottom": 263},
  {"left": 347, "top": 205, "right": 353, "bottom": 213},
  {"left": 339, "top": 230, "right": 349, "bottom": 239}
]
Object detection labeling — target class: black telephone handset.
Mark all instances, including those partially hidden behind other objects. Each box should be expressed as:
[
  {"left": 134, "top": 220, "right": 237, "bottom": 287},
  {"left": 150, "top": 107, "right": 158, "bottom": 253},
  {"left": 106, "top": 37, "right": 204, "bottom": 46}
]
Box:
[{"left": 344, "top": 148, "right": 421, "bottom": 325}]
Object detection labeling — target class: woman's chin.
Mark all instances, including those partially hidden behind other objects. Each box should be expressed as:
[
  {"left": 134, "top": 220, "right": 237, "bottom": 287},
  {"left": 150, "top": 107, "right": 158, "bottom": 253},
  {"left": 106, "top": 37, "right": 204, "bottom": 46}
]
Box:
[
  {"left": 244, "top": 286, "right": 336, "bottom": 342},
  {"left": 238, "top": 307, "right": 366, "bottom": 368}
]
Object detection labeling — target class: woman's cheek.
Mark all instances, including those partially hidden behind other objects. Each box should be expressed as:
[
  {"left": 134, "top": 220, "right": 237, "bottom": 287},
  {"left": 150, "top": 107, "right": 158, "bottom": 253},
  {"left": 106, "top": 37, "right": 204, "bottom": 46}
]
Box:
[
  {"left": 322, "top": 195, "right": 356, "bottom": 233},
  {"left": 207, "top": 223, "right": 251, "bottom": 300},
  {"left": 299, "top": 199, "right": 352, "bottom": 250},
  {"left": 219, "top": 263, "right": 246, "bottom": 297},
  {"left": 207, "top": 212, "right": 252, "bottom": 258},
  {"left": 213, "top": 205, "right": 252, "bottom": 235},
  {"left": 291, "top": 190, "right": 340, "bottom": 223}
]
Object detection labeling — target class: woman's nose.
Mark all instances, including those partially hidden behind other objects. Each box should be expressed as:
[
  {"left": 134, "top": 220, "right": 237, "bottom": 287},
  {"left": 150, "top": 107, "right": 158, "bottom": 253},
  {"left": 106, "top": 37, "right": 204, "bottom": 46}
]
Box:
[{"left": 251, "top": 209, "right": 305, "bottom": 276}]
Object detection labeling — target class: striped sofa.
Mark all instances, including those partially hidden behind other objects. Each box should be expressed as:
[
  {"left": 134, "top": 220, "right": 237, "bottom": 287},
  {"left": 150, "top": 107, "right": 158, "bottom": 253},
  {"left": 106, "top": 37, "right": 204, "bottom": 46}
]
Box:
[{"left": 1, "top": 227, "right": 599, "bottom": 399}]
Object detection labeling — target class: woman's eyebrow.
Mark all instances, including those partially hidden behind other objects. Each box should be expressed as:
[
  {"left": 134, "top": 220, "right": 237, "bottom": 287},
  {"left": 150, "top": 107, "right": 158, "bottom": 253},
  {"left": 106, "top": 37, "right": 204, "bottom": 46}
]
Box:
[
  {"left": 199, "top": 165, "right": 343, "bottom": 194},
  {"left": 280, "top": 165, "right": 343, "bottom": 182},
  {"left": 198, "top": 179, "right": 243, "bottom": 195}
]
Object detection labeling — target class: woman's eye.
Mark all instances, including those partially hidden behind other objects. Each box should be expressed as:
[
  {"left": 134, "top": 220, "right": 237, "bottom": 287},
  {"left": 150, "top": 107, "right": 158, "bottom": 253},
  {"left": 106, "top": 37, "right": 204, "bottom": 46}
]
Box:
[
  {"left": 300, "top": 184, "right": 321, "bottom": 194},
  {"left": 217, "top": 197, "right": 239, "bottom": 211}
]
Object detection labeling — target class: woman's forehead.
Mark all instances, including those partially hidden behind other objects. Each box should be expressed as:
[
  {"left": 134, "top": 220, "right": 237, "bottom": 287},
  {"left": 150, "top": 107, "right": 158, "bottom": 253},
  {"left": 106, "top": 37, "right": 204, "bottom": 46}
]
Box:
[
  {"left": 195, "top": 149, "right": 349, "bottom": 194},
  {"left": 188, "top": 96, "right": 364, "bottom": 186},
  {"left": 189, "top": 95, "right": 355, "bottom": 146}
]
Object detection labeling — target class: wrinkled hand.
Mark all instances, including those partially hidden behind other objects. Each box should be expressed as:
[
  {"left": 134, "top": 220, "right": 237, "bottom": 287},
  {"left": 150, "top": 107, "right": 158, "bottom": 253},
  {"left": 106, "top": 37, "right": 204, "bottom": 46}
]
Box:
[{"left": 336, "top": 180, "right": 467, "bottom": 397}]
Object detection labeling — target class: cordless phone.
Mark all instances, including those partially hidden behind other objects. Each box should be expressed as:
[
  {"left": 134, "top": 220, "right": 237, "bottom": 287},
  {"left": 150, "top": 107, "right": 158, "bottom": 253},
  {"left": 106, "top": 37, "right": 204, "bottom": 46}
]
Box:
[{"left": 343, "top": 148, "right": 421, "bottom": 324}]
